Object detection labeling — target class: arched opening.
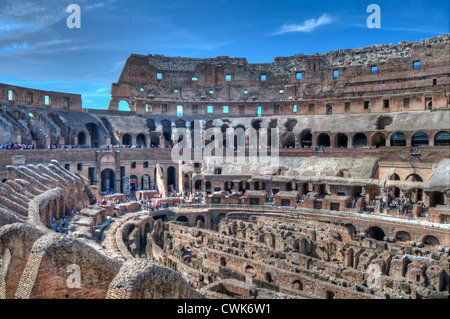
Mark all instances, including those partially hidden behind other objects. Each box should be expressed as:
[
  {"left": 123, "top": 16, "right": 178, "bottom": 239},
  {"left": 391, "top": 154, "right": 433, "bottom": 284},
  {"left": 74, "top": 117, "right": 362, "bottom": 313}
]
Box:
[
  {"left": 220, "top": 257, "right": 227, "bottom": 267},
  {"left": 345, "top": 224, "right": 357, "bottom": 235},
  {"left": 292, "top": 280, "right": 303, "bottom": 291},
  {"left": 284, "top": 119, "right": 297, "bottom": 132},
  {"left": 429, "top": 191, "right": 445, "bottom": 207},
  {"left": 176, "top": 216, "right": 189, "bottom": 224},
  {"left": 195, "top": 180, "right": 202, "bottom": 191},
  {"left": 406, "top": 174, "right": 423, "bottom": 182},
  {"left": 371, "top": 133, "right": 386, "bottom": 147},
  {"left": 167, "top": 166, "right": 176, "bottom": 192},
  {"left": 245, "top": 265, "right": 256, "bottom": 275},
  {"left": 281, "top": 132, "right": 295, "bottom": 148},
  {"left": 406, "top": 175, "right": 424, "bottom": 202},
  {"left": 101, "top": 169, "right": 115, "bottom": 193},
  {"left": 267, "top": 120, "right": 278, "bottom": 148},
  {"left": 422, "top": 236, "right": 440, "bottom": 248},
  {"left": 217, "top": 213, "right": 226, "bottom": 225},
  {"left": 317, "top": 134, "right": 330, "bottom": 147},
  {"left": 377, "top": 116, "right": 393, "bottom": 130},
  {"left": 205, "top": 181, "right": 212, "bottom": 193},
  {"left": 434, "top": 131, "right": 450, "bottom": 146},
  {"left": 122, "top": 134, "right": 132, "bottom": 146},
  {"left": 195, "top": 215, "right": 205, "bottom": 226},
  {"left": 411, "top": 132, "right": 429, "bottom": 146},
  {"left": 234, "top": 126, "right": 246, "bottom": 150},
  {"left": 130, "top": 175, "right": 138, "bottom": 192},
  {"left": 1, "top": 179, "right": 7, "bottom": 184},
  {"left": 86, "top": 123, "right": 100, "bottom": 148},
  {"left": 161, "top": 120, "right": 173, "bottom": 147},
  {"left": 141, "top": 174, "right": 151, "bottom": 190},
  {"left": 395, "top": 231, "right": 411, "bottom": 242},
  {"left": 353, "top": 133, "right": 367, "bottom": 147},
  {"left": 77, "top": 132, "right": 87, "bottom": 146},
  {"left": 118, "top": 100, "right": 130, "bottom": 111},
  {"left": 366, "top": 226, "right": 385, "bottom": 241},
  {"left": 219, "top": 124, "right": 229, "bottom": 148},
  {"left": 336, "top": 133, "right": 348, "bottom": 148},
  {"left": 175, "top": 119, "right": 186, "bottom": 128},
  {"left": 286, "top": 182, "right": 297, "bottom": 191},
  {"left": 136, "top": 134, "right": 147, "bottom": 148},
  {"left": 391, "top": 132, "right": 406, "bottom": 146},
  {"left": 391, "top": 186, "right": 400, "bottom": 198},
  {"left": 151, "top": 133, "right": 160, "bottom": 147},
  {"left": 300, "top": 130, "right": 312, "bottom": 147}
]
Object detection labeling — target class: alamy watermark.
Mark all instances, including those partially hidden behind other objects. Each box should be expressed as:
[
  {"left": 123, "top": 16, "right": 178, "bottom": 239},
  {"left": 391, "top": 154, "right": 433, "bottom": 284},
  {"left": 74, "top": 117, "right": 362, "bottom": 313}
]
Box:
[
  {"left": 66, "top": 264, "right": 81, "bottom": 289},
  {"left": 367, "top": 4, "right": 381, "bottom": 29},
  {"left": 67, "top": 4, "right": 81, "bottom": 29},
  {"left": 170, "top": 121, "right": 280, "bottom": 170}
]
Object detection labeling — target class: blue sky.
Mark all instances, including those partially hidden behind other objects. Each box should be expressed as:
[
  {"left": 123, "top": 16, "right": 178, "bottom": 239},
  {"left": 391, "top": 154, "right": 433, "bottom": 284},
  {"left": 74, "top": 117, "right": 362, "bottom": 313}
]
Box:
[{"left": 0, "top": 0, "right": 448, "bottom": 110}]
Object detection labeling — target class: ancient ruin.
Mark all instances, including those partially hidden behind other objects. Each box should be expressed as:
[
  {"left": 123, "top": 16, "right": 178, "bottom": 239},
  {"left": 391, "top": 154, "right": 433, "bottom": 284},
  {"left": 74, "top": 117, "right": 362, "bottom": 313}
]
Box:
[{"left": 0, "top": 34, "right": 449, "bottom": 299}]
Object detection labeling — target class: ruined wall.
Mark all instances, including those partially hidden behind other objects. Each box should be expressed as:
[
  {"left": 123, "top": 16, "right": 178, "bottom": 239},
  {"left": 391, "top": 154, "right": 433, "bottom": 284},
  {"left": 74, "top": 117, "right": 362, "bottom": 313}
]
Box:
[
  {"left": 0, "top": 83, "right": 82, "bottom": 112},
  {"left": 108, "top": 34, "right": 450, "bottom": 115}
]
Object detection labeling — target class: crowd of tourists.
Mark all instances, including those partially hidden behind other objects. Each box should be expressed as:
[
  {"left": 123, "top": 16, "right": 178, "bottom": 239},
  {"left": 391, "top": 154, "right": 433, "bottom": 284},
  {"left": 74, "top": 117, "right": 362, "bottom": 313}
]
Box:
[{"left": 0, "top": 143, "right": 35, "bottom": 150}]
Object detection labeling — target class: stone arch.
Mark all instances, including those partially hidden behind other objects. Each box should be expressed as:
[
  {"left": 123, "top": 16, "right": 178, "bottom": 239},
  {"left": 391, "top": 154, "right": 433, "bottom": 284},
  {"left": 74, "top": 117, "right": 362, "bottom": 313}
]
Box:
[
  {"left": 176, "top": 216, "right": 189, "bottom": 223},
  {"left": 299, "top": 130, "right": 312, "bottom": 147},
  {"left": 77, "top": 131, "right": 87, "bottom": 146},
  {"left": 141, "top": 174, "right": 151, "bottom": 190},
  {"left": 167, "top": 166, "right": 177, "bottom": 192},
  {"left": 28, "top": 111, "right": 41, "bottom": 121},
  {"left": 122, "top": 134, "right": 132, "bottom": 146},
  {"left": 118, "top": 100, "right": 130, "bottom": 111},
  {"left": 86, "top": 123, "right": 100, "bottom": 148},
  {"left": 245, "top": 265, "right": 256, "bottom": 275},
  {"left": 411, "top": 132, "right": 429, "bottom": 146},
  {"left": 405, "top": 174, "right": 423, "bottom": 182},
  {"left": 353, "top": 133, "right": 367, "bottom": 147},
  {"left": 390, "top": 132, "right": 407, "bottom": 146},
  {"left": 422, "top": 235, "right": 440, "bottom": 247},
  {"left": 317, "top": 133, "right": 330, "bottom": 147},
  {"left": 366, "top": 226, "right": 385, "bottom": 241},
  {"left": 195, "top": 215, "right": 205, "bottom": 226},
  {"left": 371, "top": 132, "right": 386, "bottom": 147},
  {"left": 10, "top": 109, "right": 25, "bottom": 120},
  {"left": 281, "top": 132, "right": 295, "bottom": 148},
  {"left": 344, "top": 224, "right": 357, "bottom": 235},
  {"left": 136, "top": 134, "right": 147, "bottom": 148},
  {"left": 284, "top": 119, "right": 297, "bottom": 132},
  {"left": 429, "top": 191, "right": 445, "bottom": 207},
  {"left": 434, "top": 131, "right": 450, "bottom": 146},
  {"left": 217, "top": 213, "right": 226, "bottom": 224},
  {"left": 101, "top": 169, "right": 116, "bottom": 193},
  {"left": 377, "top": 116, "right": 393, "bottom": 130},
  {"left": 175, "top": 119, "right": 186, "bottom": 128},
  {"left": 292, "top": 280, "right": 303, "bottom": 291},
  {"left": 336, "top": 133, "right": 348, "bottom": 148},
  {"left": 161, "top": 119, "right": 173, "bottom": 146},
  {"left": 395, "top": 231, "right": 411, "bottom": 242}
]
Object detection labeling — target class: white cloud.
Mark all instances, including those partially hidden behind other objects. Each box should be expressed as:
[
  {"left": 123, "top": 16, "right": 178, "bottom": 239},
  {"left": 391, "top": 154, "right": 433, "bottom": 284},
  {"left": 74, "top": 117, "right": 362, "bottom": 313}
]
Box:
[
  {"left": 0, "top": 41, "right": 29, "bottom": 54},
  {"left": 0, "top": 0, "right": 116, "bottom": 39},
  {"left": 272, "top": 13, "right": 334, "bottom": 35}
]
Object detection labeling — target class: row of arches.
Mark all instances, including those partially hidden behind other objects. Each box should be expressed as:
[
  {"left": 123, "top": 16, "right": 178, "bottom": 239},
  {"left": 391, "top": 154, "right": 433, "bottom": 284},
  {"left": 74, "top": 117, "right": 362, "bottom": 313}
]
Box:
[
  {"left": 282, "top": 131, "right": 450, "bottom": 148},
  {"left": 358, "top": 226, "right": 441, "bottom": 247},
  {"left": 99, "top": 166, "right": 178, "bottom": 193}
]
